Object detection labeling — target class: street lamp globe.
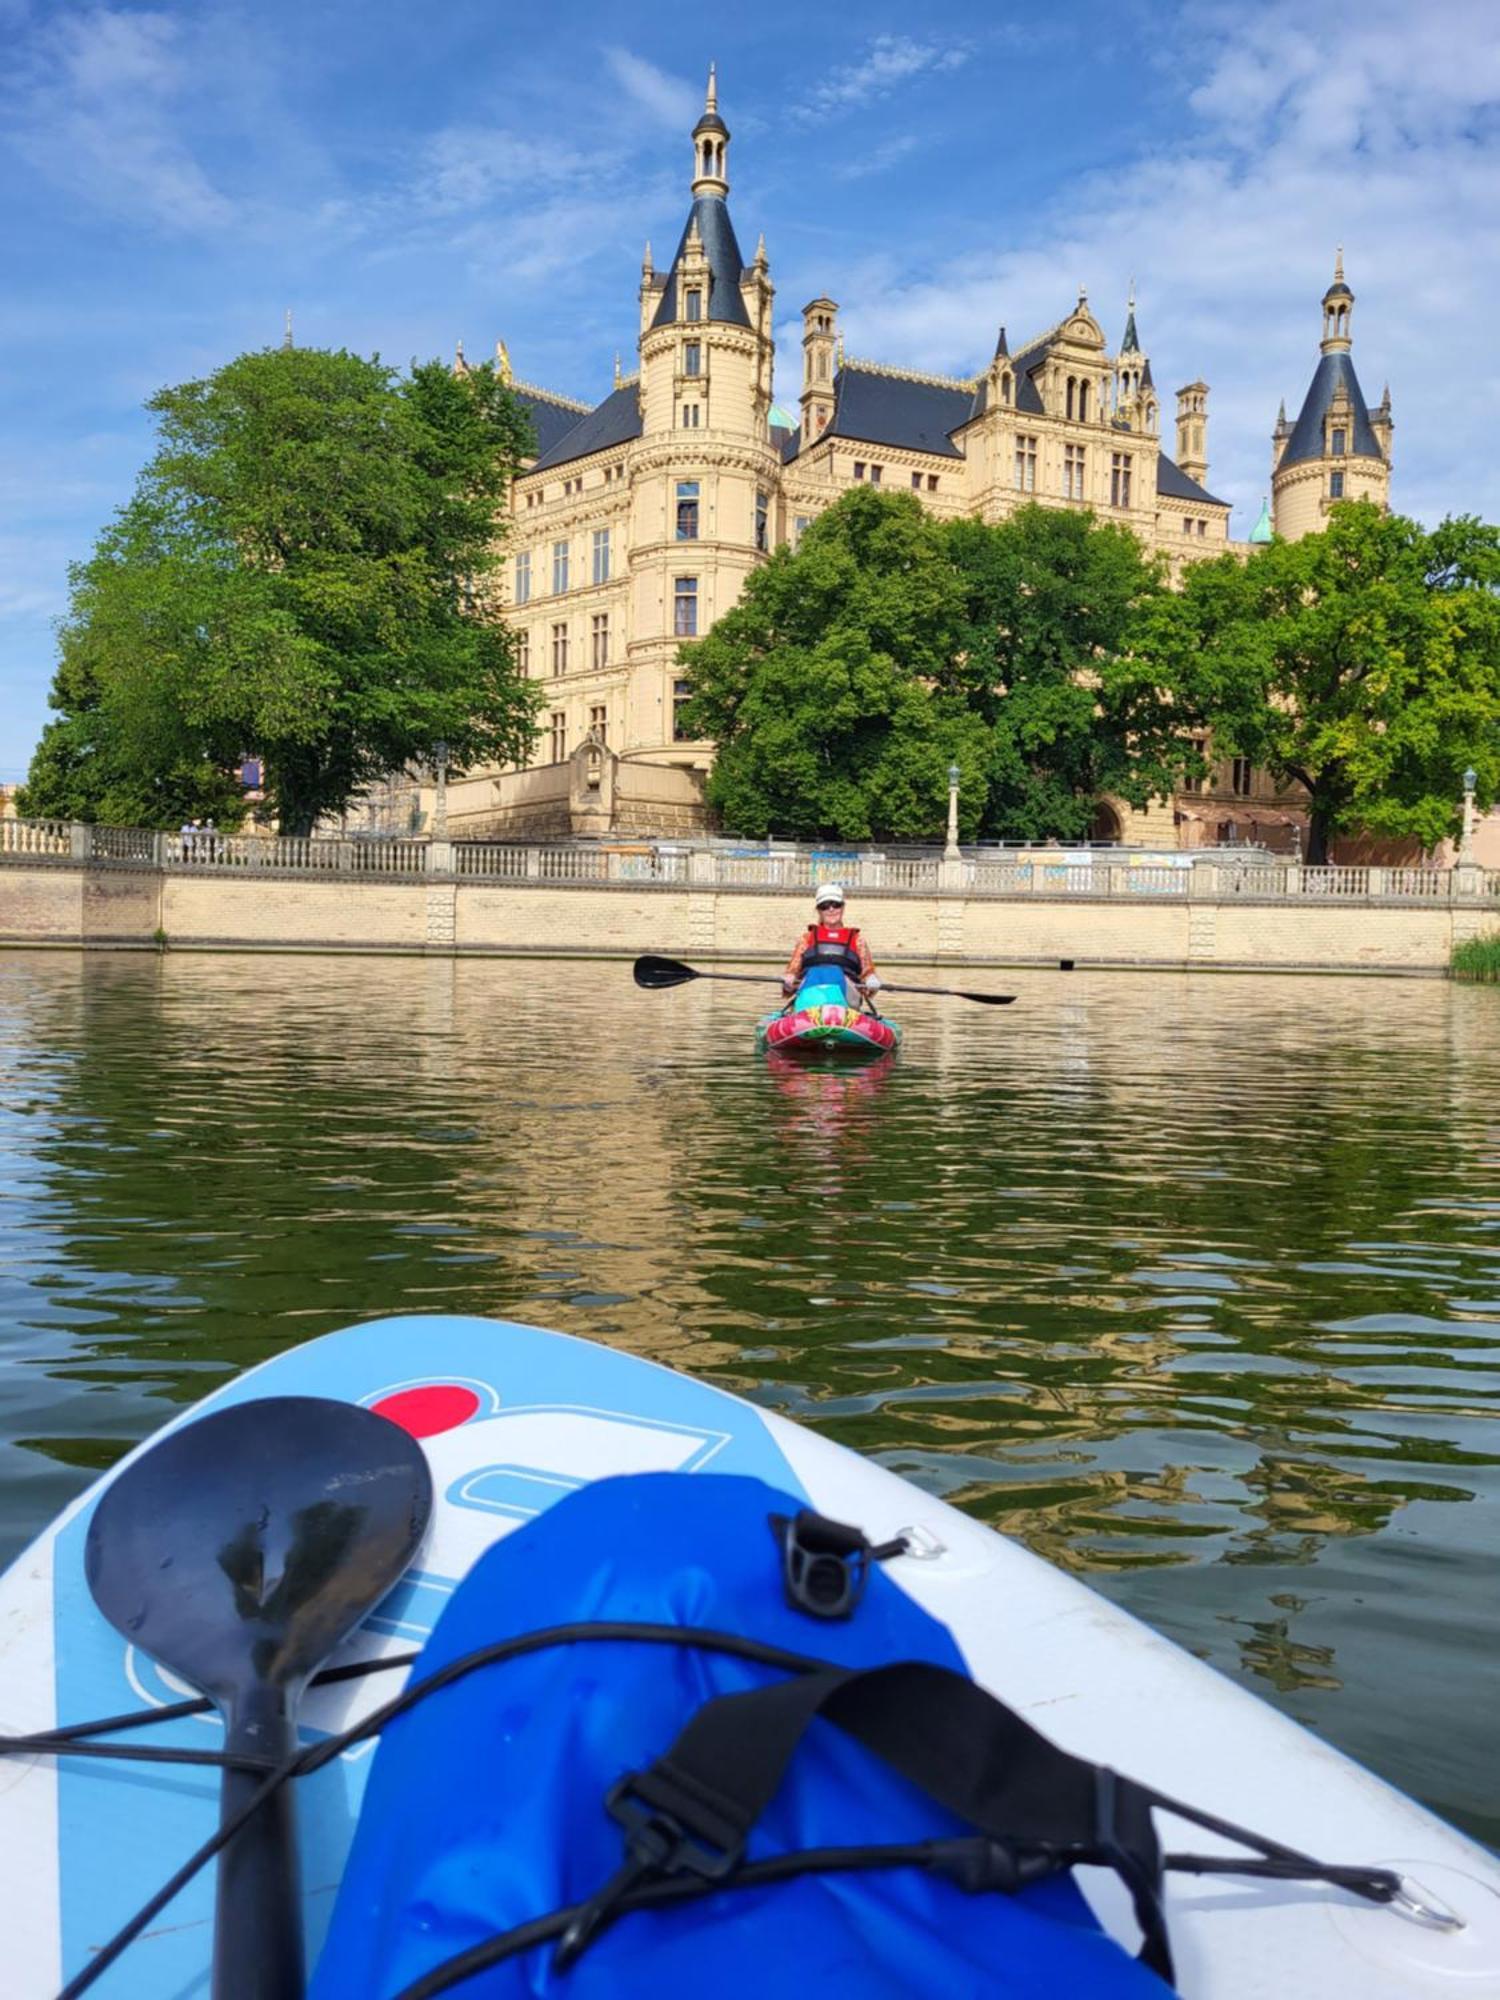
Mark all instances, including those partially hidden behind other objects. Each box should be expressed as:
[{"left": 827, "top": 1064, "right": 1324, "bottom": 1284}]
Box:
[
  {"left": 948, "top": 763, "right": 961, "bottom": 790},
  {"left": 1463, "top": 767, "right": 1478, "bottom": 794}
]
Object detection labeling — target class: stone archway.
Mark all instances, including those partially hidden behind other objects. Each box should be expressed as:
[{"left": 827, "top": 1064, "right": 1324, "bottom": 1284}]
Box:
[{"left": 1090, "top": 800, "right": 1122, "bottom": 843}]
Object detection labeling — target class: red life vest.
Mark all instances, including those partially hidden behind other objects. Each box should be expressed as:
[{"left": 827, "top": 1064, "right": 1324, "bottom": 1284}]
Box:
[{"left": 801, "top": 924, "right": 863, "bottom": 981}]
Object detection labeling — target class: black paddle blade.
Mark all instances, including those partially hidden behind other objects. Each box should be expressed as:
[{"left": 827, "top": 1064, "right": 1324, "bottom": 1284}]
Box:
[
  {"left": 85, "top": 1396, "right": 433, "bottom": 1701},
  {"left": 633, "top": 954, "right": 698, "bottom": 989}
]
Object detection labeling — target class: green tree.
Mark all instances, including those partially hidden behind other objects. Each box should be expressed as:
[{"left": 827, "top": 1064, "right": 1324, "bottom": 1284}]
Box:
[
  {"left": 21, "top": 346, "right": 539, "bottom": 833},
  {"left": 679, "top": 488, "right": 989, "bottom": 841},
  {"left": 1155, "top": 502, "right": 1500, "bottom": 863},
  {"left": 945, "top": 505, "right": 1190, "bottom": 841}
]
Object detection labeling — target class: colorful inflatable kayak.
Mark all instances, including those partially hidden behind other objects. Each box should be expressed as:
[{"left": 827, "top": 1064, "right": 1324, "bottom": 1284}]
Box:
[
  {"left": 756, "top": 966, "right": 902, "bottom": 1057},
  {"left": 1, "top": 1314, "right": 1497, "bottom": 1998}
]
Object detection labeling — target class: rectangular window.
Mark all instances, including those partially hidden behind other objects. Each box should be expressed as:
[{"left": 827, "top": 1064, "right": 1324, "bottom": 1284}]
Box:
[
  {"left": 1186, "top": 735, "right": 1209, "bottom": 795},
  {"left": 550, "top": 711, "right": 567, "bottom": 763},
  {"left": 927, "top": 475, "right": 938, "bottom": 491},
  {"left": 853, "top": 461, "right": 865, "bottom": 480},
  {"left": 1329, "top": 471, "right": 1345, "bottom": 499},
  {"left": 517, "top": 634, "right": 530, "bottom": 676},
  {"left": 1110, "top": 452, "right": 1133, "bottom": 508},
  {"left": 592, "top": 527, "right": 610, "bottom": 585},
  {"left": 680, "top": 403, "right": 700, "bottom": 427},
  {"left": 754, "top": 490, "right": 768, "bottom": 553},
  {"left": 673, "top": 677, "right": 693, "bottom": 740},
  {"left": 912, "top": 471, "right": 922, "bottom": 489},
  {"left": 674, "top": 575, "right": 698, "bottom": 638},
  {"left": 1197, "top": 518, "right": 1207, "bottom": 536},
  {"left": 514, "top": 550, "right": 531, "bottom": 605},
  {"left": 1331, "top": 427, "right": 1346, "bottom": 456},
  {"left": 589, "top": 703, "right": 607, "bottom": 744},
  {"left": 794, "top": 514, "right": 812, "bottom": 545},
  {"left": 868, "top": 464, "right": 882, "bottom": 486},
  {"left": 551, "top": 540, "right": 569, "bottom": 594},
  {"left": 685, "top": 289, "right": 702, "bottom": 322},
  {"left": 684, "top": 342, "right": 701, "bottom": 377},
  {"left": 1013, "top": 436, "right": 1037, "bottom": 492},
  {"left": 591, "top": 612, "right": 609, "bottom": 669},
  {"left": 1063, "top": 444, "right": 1086, "bottom": 501},
  {"left": 550, "top": 621, "right": 568, "bottom": 675},
  {"left": 1231, "top": 757, "right": 1253, "bottom": 797},
  {"left": 676, "top": 480, "right": 700, "bottom": 540}
]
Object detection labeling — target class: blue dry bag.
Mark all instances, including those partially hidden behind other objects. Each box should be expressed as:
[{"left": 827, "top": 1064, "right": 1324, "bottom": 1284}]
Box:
[{"left": 313, "top": 1473, "right": 1174, "bottom": 1998}]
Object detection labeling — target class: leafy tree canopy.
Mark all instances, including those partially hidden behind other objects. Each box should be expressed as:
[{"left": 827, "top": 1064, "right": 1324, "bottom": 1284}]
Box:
[
  {"left": 21, "top": 346, "right": 540, "bottom": 833},
  {"left": 680, "top": 491, "right": 1193, "bottom": 843},
  {"left": 1145, "top": 502, "right": 1500, "bottom": 861},
  {"left": 680, "top": 488, "right": 990, "bottom": 841},
  {"left": 945, "top": 505, "right": 1192, "bottom": 841}
]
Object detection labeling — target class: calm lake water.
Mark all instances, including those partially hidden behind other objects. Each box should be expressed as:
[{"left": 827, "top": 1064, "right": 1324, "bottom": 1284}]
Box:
[{"left": 1, "top": 951, "right": 1497, "bottom": 1845}]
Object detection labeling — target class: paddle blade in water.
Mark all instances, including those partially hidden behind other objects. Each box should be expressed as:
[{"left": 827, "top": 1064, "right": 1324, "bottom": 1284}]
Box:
[{"left": 633, "top": 954, "right": 699, "bottom": 989}]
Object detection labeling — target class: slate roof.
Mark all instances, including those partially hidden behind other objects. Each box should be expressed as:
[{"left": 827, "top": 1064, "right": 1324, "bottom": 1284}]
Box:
[
  {"left": 512, "top": 389, "right": 588, "bottom": 462},
  {"left": 1280, "top": 352, "right": 1382, "bottom": 468},
  {"left": 770, "top": 422, "right": 799, "bottom": 462},
  {"left": 1156, "top": 454, "right": 1226, "bottom": 507},
  {"left": 651, "top": 196, "right": 751, "bottom": 330},
  {"left": 820, "top": 364, "right": 971, "bottom": 458},
  {"left": 528, "top": 384, "right": 643, "bottom": 474}
]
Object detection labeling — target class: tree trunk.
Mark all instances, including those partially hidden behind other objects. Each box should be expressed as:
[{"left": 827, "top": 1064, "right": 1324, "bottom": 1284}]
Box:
[{"left": 1306, "top": 801, "right": 1333, "bottom": 866}]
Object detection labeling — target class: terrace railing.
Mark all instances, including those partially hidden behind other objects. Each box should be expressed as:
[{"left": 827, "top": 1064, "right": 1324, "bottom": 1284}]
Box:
[{"left": 2, "top": 820, "right": 1497, "bottom": 908}]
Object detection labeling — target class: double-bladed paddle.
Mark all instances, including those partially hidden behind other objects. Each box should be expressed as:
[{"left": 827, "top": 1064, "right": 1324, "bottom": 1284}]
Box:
[
  {"left": 633, "top": 954, "right": 1016, "bottom": 1006},
  {"left": 85, "top": 1396, "right": 433, "bottom": 2000}
]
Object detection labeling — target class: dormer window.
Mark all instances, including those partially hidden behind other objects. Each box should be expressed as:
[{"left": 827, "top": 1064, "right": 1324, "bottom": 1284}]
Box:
[
  {"left": 685, "top": 289, "right": 702, "bottom": 323},
  {"left": 1331, "top": 427, "right": 1346, "bottom": 456}
]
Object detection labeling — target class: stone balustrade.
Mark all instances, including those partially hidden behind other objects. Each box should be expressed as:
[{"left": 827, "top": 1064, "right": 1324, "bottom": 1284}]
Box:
[{"left": 3, "top": 818, "right": 1497, "bottom": 907}]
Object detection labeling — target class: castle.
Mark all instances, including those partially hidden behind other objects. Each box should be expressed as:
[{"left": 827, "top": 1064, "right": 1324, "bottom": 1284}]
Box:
[{"left": 442, "top": 73, "right": 1391, "bottom": 848}]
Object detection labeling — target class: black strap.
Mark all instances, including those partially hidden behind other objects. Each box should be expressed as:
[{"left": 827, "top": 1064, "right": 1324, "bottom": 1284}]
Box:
[{"left": 579, "top": 1659, "right": 1172, "bottom": 1980}]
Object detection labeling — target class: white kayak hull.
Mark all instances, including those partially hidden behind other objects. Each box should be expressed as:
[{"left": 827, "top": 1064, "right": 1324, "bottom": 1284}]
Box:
[{"left": 0, "top": 1313, "right": 1495, "bottom": 1998}]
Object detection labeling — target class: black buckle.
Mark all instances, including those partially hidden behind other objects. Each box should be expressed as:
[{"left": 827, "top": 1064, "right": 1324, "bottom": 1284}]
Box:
[
  {"left": 607, "top": 1774, "right": 744, "bottom": 1881},
  {"left": 770, "top": 1508, "right": 901, "bottom": 1620},
  {"left": 554, "top": 1776, "right": 744, "bottom": 1971}
]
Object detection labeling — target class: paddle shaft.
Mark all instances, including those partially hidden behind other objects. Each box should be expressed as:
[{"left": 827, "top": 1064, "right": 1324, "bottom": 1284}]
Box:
[
  {"left": 639, "top": 961, "right": 1014, "bottom": 1006},
  {"left": 216, "top": 1688, "right": 303, "bottom": 2000}
]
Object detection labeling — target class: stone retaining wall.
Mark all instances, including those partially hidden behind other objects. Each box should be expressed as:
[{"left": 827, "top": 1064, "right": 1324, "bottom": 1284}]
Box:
[{"left": 3, "top": 862, "right": 1492, "bottom": 973}]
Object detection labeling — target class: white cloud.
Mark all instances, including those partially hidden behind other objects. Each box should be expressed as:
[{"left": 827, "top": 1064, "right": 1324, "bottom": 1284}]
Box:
[
  {"left": 833, "top": 133, "right": 921, "bottom": 182},
  {"left": 420, "top": 128, "right": 597, "bottom": 212},
  {"left": 778, "top": 0, "right": 1500, "bottom": 534},
  {"left": 603, "top": 49, "right": 702, "bottom": 130},
  {"left": 1, "top": 8, "right": 232, "bottom": 231},
  {"left": 793, "top": 35, "right": 970, "bottom": 121}
]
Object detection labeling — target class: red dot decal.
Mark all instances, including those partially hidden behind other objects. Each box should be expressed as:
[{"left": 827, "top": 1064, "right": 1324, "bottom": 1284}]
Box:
[{"left": 371, "top": 1384, "right": 483, "bottom": 1438}]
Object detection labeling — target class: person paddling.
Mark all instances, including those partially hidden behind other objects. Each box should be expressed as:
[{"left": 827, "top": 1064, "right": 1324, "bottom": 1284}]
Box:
[{"left": 782, "top": 884, "right": 883, "bottom": 1010}]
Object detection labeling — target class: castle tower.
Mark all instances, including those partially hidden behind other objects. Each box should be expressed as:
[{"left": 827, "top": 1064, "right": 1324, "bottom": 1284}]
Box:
[
  {"left": 1175, "top": 381, "right": 1209, "bottom": 485},
  {"left": 1114, "top": 287, "right": 1157, "bottom": 434},
  {"left": 800, "top": 297, "right": 838, "bottom": 443},
  {"left": 1271, "top": 251, "right": 1391, "bottom": 540},
  {"left": 628, "top": 72, "right": 782, "bottom": 760}
]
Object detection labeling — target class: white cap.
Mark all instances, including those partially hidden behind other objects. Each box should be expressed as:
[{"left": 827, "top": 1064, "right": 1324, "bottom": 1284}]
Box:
[{"left": 814, "top": 882, "right": 846, "bottom": 906}]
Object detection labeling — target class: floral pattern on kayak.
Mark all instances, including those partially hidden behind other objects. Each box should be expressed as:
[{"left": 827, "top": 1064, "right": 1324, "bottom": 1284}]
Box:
[{"left": 758, "top": 1002, "right": 902, "bottom": 1055}]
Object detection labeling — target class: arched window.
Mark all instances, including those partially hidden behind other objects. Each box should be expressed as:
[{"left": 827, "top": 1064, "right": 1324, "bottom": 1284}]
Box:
[
  {"left": 1001, "top": 373, "right": 1012, "bottom": 405},
  {"left": 1065, "top": 377, "right": 1076, "bottom": 420},
  {"left": 1079, "top": 380, "right": 1090, "bottom": 422}
]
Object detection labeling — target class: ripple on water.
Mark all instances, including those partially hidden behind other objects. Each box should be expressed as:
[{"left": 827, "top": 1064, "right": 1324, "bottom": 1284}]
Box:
[{"left": 0, "top": 955, "right": 1496, "bottom": 1845}]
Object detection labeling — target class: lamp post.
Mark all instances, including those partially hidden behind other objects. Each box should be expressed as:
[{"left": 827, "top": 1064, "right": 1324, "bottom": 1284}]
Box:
[
  {"left": 944, "top": 763, "right": 961, "bottom": 863},
  {"left": 432, "top": 740, "right": 450, "bottom": 840},
  {"left": 1459, "top": 766, "right": 1477, "bottom": 864}
]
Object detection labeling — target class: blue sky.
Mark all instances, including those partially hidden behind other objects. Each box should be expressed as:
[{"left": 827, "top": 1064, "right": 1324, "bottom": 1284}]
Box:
[{"left": 3, "top": 0, "right": 1499, "bottom": 781}]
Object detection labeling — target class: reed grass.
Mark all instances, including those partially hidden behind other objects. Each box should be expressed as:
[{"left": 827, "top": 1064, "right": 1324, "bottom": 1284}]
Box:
[{"left": 1451, "top": 933, "right": 1500, "bottom": 982}]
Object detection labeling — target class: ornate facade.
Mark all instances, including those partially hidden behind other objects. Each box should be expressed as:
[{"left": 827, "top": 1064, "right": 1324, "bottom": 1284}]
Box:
[{"left": 443, "top": 76, "right": 1389, "bottom": 845}]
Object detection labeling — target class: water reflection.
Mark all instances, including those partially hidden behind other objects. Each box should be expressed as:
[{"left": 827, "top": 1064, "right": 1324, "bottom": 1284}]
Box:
[{"left": 0, "top": 952, "right": 1496, "bottom": 1844}]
